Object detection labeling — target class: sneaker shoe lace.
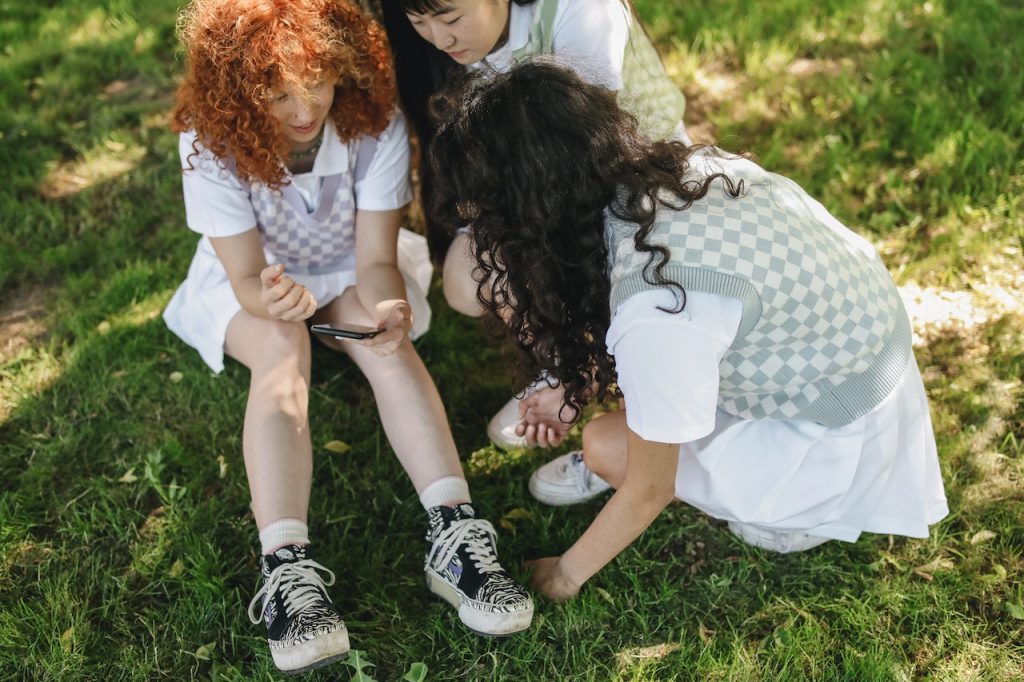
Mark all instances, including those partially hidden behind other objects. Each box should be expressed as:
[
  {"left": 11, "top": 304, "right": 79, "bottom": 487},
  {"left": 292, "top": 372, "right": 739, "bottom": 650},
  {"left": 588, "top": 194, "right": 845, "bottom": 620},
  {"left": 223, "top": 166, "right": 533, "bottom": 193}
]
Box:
[
  {"left": 247, "top": 559, "right": 337, "bottom": 625},
  {"left": 568, "top": 452, "right": 599, "bottom": 494},
  {"left": 429, "top": 518, "right": 502, "bottom": 575}
]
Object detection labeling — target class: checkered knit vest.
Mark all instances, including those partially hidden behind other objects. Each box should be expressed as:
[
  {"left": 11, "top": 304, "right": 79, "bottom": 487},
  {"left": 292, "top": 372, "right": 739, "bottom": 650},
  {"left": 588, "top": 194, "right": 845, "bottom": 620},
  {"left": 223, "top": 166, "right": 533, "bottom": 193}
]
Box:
[
  {"left": 510, "top": 0, "right": 686, "bottom": 141},
  {"left": 606, "top": 151, "right": 913, "bottom": 426},
  {"left": 236, "top": 135, "right": 377, "bottom": 275}
]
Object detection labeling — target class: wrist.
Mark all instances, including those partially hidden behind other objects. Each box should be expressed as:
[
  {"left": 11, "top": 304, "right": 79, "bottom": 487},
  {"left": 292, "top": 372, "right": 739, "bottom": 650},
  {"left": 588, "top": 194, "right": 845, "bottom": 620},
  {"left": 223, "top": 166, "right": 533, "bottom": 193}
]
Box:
[{"left": 555, "top": 555, "right": 586, "bottom": 592}]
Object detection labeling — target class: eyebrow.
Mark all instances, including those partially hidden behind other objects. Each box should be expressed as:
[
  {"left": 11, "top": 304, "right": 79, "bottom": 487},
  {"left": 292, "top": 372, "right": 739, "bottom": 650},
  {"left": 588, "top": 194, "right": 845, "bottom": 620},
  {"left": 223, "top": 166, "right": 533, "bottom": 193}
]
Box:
[{"left": 407, "top": 4, "right": 457, "bottom": 17}]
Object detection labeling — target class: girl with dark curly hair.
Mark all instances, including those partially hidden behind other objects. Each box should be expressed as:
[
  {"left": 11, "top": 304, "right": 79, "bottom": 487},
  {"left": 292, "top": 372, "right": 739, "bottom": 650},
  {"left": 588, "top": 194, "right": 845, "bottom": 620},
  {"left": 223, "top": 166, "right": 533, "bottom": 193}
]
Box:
[
  {"left": 379, "top": 0, "right": 690, "bottom": 449},
  {"left": 163, "top": 0, "right": 533, "bottom": 672},
  {"left": 429, "top": 62, "right": 947, "bottom": 602}
]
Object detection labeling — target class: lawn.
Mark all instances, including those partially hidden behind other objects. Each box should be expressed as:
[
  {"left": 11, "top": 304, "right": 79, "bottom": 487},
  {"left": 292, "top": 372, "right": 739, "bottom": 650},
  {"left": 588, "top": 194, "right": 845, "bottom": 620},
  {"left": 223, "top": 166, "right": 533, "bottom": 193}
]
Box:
[{"left": 1, "top": 0, "right": 1022, "bottom": 679}]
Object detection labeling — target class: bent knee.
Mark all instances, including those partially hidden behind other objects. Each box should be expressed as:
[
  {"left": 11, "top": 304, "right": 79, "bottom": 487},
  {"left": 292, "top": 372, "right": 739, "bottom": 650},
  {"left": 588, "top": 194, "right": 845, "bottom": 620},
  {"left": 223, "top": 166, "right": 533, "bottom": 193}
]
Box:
[{"left": 248, "top": 319, "right": 311, "bottom": 372}]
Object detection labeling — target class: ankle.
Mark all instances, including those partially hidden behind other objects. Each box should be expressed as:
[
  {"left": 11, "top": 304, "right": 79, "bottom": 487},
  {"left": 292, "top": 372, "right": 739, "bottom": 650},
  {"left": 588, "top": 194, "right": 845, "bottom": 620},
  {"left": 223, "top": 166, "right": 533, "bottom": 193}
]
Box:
[{"left": 418, "top": 476, "right": 471, "bottom": 510}]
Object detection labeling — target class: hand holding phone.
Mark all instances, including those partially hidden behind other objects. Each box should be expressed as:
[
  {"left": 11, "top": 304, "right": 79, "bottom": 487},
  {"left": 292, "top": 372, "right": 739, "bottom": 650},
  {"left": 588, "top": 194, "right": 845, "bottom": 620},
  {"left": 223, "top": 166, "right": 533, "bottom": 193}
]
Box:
[{"left": 310, "top": 323, "right": 383, "bottom": 340}]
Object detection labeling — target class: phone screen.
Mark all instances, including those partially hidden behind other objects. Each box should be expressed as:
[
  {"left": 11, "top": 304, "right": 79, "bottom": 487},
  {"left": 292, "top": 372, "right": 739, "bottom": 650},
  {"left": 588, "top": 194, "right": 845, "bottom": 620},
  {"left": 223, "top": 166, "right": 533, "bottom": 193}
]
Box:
[{"left": 310, "top": 323, "right": 383, "bottom": 340}]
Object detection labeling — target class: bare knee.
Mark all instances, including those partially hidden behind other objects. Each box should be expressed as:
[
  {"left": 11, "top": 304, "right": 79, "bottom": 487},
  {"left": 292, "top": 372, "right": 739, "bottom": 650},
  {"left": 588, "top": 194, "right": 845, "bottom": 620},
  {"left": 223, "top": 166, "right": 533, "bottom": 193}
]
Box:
[
  {"left": 442, "top": 235, "right": 486, "bottom": 317},
  {"left": 582, "top": 411, "right": 628, "bottom": 481},
  {"left": 247, "top": 321, "right": 311, "bottom": 416}
]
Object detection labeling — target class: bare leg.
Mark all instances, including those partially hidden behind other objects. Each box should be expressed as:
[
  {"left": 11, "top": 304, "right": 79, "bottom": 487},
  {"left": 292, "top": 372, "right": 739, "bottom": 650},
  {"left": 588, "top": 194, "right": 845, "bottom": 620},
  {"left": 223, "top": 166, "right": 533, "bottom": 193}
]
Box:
[
  {"left": 582, "top": 410, "right": 630, "bottom": 490},
  {"left": 313, "top": 288, "right": 464, "bottom": 493},
  {"left": 442, "top": 231, "right": 487, "bottom": 318},
  {"left": 224, "top": 312, "right": 313, "bottom": 530}
]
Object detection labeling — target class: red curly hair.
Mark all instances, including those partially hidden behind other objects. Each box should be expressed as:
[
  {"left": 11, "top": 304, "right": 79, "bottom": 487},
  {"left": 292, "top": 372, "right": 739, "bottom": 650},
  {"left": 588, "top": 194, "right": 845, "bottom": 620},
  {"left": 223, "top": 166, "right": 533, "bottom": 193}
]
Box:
[{"left": 172, "top": 0, "right": 396, "bottom": 187}]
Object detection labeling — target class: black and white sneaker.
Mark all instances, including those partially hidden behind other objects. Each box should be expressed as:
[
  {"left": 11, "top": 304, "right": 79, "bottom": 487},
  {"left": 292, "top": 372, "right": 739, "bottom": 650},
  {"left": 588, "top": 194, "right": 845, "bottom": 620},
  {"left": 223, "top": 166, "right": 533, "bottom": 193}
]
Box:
[
  {"left": 424, "top": 504, "right": 534, "bottom": 636},
  {"left": 247, "top": 544, "right": 350, "bottom": 675}
]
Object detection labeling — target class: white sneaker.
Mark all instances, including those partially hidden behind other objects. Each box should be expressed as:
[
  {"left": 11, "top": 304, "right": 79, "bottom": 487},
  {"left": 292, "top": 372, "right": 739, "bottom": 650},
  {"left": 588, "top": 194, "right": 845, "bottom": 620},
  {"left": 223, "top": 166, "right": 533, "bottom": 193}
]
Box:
[
  {"left": 486, "top": 373, "right": 555, "bottom": 449},
  {"left": 727, "top": 522, "right": 831, "bottom": 554},
  {"left": 528, "top": 451, "right": 611, "bottom": 506}
]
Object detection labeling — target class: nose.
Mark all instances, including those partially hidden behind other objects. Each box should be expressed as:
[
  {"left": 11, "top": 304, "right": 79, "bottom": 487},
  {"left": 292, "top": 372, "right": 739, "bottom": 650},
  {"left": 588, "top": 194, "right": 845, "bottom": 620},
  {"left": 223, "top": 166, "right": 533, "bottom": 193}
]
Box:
[
  {"left": 429, "top": 23, "right": 455, "bottom": 50},
  {"left": 291, "top": 96, "right": 316, "bottom": 124}
]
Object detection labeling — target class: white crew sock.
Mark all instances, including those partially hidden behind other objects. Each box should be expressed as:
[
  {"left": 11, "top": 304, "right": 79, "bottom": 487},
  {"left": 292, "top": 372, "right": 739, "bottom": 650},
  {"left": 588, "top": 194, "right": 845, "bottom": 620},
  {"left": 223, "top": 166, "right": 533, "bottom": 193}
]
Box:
[
  {"left": 259, "top": 518, "right": 310, "bottom": 555},
  {"left": 418, "top": 475, "right": 472, "bottom": 510}
]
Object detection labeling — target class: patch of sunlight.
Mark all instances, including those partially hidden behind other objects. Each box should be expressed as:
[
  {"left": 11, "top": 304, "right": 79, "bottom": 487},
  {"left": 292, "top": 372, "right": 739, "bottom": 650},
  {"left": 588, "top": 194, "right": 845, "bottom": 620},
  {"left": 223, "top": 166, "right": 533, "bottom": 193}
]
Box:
[
  {"left": 858, "top": 0, "right": 891, "bottom": 49},
  {"left": 0, "top": 540, "right": 55, "bottom": 582},
  {"left": 49, "top": 8, "right": 139, "bottom": 50},
  {"left": 0, "top": 347, "right": 64, "bottom": 425},
  {"left": 929, "top": 641, "right": 1024, "bottom": 681},
  {"left": 615, "top": 642, "right": 681, "bottom": 670},
  {"left": 102, "top": 291, "right": 173, "bottom": 332},
  {"left": 40, "top": 138, "right": 146, "bottom": 199},
  {"left": 614, "top": 643, "right": 679, "bottom": 663},
  {"left": 913, "top": 132, "right": 961, "bottom": 178},
  {"left": 962, "top": 448, "right": 1023, "bottom": 511},
  {"left": 743, "top": 41, "right": 796, "bottom": 81},
  {"left": 899, "top": 278, "right": 1024, "bottom": 348},
  {"left": 691, "top": 63, "right": 745, "bottom": 105}
]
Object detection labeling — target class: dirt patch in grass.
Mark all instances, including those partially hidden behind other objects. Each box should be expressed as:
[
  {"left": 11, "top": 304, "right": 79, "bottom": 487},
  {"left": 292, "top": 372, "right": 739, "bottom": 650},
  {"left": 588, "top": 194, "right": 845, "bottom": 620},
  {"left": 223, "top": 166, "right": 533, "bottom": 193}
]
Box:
[{"left": 0, "top": 286, "right": 50, "bottom": 365}]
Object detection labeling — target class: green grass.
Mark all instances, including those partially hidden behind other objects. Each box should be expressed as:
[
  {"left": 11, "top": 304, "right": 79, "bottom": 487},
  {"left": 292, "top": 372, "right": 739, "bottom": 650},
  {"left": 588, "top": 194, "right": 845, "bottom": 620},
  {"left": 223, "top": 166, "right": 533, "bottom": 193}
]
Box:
[{"left": 2, "top": 0, "right": 1023, "bottom": 679}]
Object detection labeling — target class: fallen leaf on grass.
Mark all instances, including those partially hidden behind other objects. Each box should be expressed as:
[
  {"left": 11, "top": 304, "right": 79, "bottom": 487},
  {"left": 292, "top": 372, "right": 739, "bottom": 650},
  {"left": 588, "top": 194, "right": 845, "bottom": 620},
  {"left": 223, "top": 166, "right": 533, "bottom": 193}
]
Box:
[
  {"left": 969, "top": 530, "right": 997, "bottom": 545},
  {"left": 1006, "top": 602, "right": 1024, "bottom": 620},
  {"left": 60, "top": 626, "right": 75, "bottom": 653},
  {"left": 118, "top": 467, "right": 138, "bottom": 483},
  {"left": 594, "top": 587, "right": 615, "bottom": 605},
  {"left": 499, "top": 507, "right": 531, "bottom": 534},
  {"left": 323, "top": 440, "right": 351, "bottom": 454},
  {"left": 912, "top": 556, "right": 954, "bottom": 581},
  {"left": 402, "top": 662, "right": 428, "bottom": 682},
  {"left": 169, "top": 559, "right": 184, "bottom": 578},
  {"left": 97, "top": 321, "right": 111, "bottom": 335},
  {"left": 168, "top": 371, "right": 183, "bottom": 383},
  {"left": 217, "top": 455, "right": 227, "bottom": 479},
  {"left": 698, "top": 622, "right": 715, "bottom": 644},
  {"left": 194, "top": 641, "right": 216, "bottom": 660}
]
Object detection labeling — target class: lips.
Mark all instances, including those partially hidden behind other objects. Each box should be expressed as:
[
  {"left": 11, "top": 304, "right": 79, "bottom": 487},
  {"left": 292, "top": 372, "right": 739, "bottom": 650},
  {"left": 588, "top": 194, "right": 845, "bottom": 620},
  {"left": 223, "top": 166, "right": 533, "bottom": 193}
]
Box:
[
  {"left": 291, "top": 121, "right": 319, "bottom": 134},
  {"left": 446, "top": 50, "right": 468, "bottom": 60}
]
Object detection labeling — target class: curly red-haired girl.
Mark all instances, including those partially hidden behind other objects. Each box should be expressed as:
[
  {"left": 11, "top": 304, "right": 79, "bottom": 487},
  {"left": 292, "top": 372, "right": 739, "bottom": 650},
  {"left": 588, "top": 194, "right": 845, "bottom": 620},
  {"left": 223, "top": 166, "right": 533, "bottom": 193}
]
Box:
[{"left": 164, "top": 0, "right": 533, "bottom": 673}]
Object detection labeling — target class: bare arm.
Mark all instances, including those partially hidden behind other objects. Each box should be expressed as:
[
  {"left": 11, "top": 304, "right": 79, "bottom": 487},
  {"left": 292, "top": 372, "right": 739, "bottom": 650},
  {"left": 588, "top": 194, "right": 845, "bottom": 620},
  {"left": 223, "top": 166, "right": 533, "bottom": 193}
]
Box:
[
  {"left": 209, "top": 229, "right": 317, "bottom": 321},
  {"left": 528, "top": 428, "right": 679, "bottom": 600},
  {"left": 350, "top": 206, "right": 414, "bottom": 355}
]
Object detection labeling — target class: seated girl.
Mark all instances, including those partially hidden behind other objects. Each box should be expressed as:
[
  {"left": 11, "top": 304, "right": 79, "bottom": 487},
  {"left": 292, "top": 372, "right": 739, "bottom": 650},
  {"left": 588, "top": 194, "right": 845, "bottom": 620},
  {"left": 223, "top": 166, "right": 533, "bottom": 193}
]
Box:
[{"left": 164, "top": 0, "right": 533, "bottom": 673}]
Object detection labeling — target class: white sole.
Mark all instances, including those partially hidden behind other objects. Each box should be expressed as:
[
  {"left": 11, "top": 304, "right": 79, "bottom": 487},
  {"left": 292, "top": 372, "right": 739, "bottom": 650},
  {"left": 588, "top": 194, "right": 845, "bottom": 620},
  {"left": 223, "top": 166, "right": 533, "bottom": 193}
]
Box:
[
  {"left": 271, "top": 626, "right": 351, "bottom": 676},
  {"left": 425, "top": 569, "right": 534, "bottom": 636},
  {"left": 528, "top": 473, "right": 607, "bottom": 506}
]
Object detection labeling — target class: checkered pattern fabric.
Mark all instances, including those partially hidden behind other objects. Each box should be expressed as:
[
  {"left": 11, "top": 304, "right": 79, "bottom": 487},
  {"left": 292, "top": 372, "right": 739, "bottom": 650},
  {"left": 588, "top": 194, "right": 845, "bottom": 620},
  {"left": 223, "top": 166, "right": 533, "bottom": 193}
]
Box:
[
  {"left": 607, "top": 151, "right": 912, "bottom": 426},
  {"left": 510, "top": 0, "right": 685, "bottom": 141},
  {"left": 251, "top": 174, "right": 355, "bottom": 274}
]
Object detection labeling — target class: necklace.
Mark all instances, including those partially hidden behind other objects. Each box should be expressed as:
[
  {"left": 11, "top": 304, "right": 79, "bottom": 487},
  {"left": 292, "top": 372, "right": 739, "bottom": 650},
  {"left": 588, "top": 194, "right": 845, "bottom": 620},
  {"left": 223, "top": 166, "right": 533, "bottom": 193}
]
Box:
[{"left": 289, "top": 127, "right": 324, "bottom": 161}]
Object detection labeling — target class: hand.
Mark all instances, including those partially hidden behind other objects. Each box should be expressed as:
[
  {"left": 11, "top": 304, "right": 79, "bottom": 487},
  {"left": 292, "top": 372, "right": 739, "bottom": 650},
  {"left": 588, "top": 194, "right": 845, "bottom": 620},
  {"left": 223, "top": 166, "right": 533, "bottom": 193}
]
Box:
[
  {"left": 354, "top": 300, "right": 413, "bottom": 357},
  {"left": 516, "top": 385, "right": 576, "bottom": 448},
  {"left": 525, "top": 556, "right": 581, "bottom": 602},
  {"left": 260, "top": 264, "right": 317, "bottom": 321}
]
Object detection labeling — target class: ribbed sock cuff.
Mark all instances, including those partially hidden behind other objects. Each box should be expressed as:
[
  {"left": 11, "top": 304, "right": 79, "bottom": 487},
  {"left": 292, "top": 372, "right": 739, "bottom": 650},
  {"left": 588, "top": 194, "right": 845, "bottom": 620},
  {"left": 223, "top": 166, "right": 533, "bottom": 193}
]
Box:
[
  {"left": 419, "top": 475, "right": 471, "bottom": 510},
  {"left": 259, "top": 518, "right": 309, "bottom": 555}
]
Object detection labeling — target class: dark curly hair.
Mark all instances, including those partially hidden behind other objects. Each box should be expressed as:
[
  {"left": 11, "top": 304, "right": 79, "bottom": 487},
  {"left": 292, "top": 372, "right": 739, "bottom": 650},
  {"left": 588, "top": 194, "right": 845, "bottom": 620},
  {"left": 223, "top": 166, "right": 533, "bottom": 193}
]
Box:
[
  {"left": 429, "top": 61, "right": 740, "bottom": 419},
  {"left": 172, "top": 0, "right": 396, "bottom": 188}
]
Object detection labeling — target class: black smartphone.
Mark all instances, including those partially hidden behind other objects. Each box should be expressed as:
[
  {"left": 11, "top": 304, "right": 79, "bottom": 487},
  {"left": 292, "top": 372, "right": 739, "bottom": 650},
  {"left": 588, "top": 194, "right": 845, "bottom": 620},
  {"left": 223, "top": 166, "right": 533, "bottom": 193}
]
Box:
[{"left": 310, "top": 323, "right": 383, "bottom": 340}]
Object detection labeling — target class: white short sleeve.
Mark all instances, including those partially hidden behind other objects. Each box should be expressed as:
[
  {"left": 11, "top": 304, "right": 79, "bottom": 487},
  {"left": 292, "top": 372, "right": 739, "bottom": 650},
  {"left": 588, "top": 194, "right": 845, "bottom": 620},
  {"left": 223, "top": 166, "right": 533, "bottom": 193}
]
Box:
[
  {"left": 353, "top": 112, "right": 413, "bottom": 211},
  {"left": 550, "top": 0, "right": 630, "bottom": 91},
  {"left": 607, "top": 288, "right": 743, "bottom": 444},
  {"left": 179, "top": 132, "right": 257, "bottom": 238}
]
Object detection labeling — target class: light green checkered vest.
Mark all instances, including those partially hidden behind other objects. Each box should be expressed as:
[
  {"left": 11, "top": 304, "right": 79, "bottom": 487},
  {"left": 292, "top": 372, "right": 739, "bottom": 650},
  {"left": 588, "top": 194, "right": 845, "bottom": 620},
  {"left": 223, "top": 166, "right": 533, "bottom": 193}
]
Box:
[
  {"left": 510, "top": 0, "right": 686, "bottom": 141},
  {"left": 606, "top": 151, "right": 913, "bottom": 426}
]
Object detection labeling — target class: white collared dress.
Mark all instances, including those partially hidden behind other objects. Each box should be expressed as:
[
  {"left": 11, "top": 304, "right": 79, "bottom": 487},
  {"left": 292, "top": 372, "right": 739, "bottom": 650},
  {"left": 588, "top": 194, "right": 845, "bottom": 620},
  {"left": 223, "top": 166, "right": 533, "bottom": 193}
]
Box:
[{"left": 164, "top": 113, "right": 432, "bottom": 373}]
